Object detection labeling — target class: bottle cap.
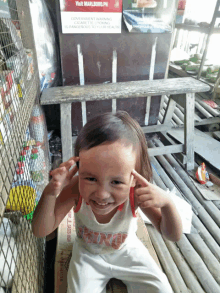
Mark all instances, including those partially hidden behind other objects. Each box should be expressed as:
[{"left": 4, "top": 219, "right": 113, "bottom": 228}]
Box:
[
  {"left": 31, "top": 154, "right": 38, "bottom": 160},
  {"left": 17, "top": 162, "right": 24, "bottom": 168},
  {"left": 19, "top": 156, "right": 25, "bottom": 162},
  {"left": 16, "top": 168, "right": 24, "bottom": 175}
]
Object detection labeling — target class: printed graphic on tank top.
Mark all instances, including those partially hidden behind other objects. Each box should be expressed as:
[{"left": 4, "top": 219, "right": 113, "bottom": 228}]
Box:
[{"left": 74, "top": 187, "right": 138, "bottom": 254}]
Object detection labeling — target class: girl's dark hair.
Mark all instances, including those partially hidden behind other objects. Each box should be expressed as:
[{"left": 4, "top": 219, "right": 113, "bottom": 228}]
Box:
[{"left": 74, "top": 111, "right": 152, "bottom": 182}]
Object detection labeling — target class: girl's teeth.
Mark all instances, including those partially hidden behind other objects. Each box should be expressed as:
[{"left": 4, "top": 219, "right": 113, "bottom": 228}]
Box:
[{"left": 96, "top": 202, "right": 108, "bottom": 205}]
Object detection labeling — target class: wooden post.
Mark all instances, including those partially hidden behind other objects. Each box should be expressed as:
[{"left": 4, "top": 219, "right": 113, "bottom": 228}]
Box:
[
  {"left": 77, "top": 44, "right": 87, "bottom": 126},
  {"left": 112, "top": 49, "right": 117, "bottom": 114},
  {"left": 185, "top": 93, "right": 195, "bottom": 170},
  {"left": 61, "top": 103, "right": 72, "bottom": 162},
  {"left": 162, "top": 98, "right": 177, "bottom": 125},
  {"left": 145, "top": 37, "right": 157, "bottom": 125}
]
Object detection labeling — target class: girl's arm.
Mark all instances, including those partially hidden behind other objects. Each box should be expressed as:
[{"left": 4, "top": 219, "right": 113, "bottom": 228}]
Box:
[
  {"left": 132, "top": 169, "right": 182, "bottom": 242},
  {"left": 32, "top": 157, "right": 79, "bottom": 238},
  {"left": 32, "top": 178, "right": 79, "bottom": 238},
  {"left": 139, "top": 201, "right": 182, "bottom": 242}
]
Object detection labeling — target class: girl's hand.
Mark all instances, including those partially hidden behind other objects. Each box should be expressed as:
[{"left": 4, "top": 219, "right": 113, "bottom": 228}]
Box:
[
  {"left": 48, "top": 157, "right": 80, "bottom": 196},
  {"left": 131, "top": 169, "right": 171, "bottom": 209}
]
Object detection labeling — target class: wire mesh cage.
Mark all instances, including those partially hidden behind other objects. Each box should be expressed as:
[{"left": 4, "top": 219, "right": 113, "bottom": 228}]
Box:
[{"left": 0, "top": 0, "right": 50, "bottom": 292}]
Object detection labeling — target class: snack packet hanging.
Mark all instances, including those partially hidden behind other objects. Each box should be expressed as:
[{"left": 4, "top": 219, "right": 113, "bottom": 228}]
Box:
[{"left": 196, "top": 162, "right": 209, "bottom": 184}]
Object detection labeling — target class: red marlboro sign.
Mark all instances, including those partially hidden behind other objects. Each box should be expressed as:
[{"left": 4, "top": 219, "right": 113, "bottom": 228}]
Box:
[{"left": 60, "top": 0, "right": 122, "bottom": 33}]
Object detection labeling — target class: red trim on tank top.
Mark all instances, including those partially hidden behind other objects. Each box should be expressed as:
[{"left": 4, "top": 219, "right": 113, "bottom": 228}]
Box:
[
  {"left": 130, "top": 187, "right": 136, "bottom": 217},
  {"left": 74, "top": 195, "right": 82, "bottom": 213},
  {"left": 117, "top": 203, "right": 124, "bottom": 211}
]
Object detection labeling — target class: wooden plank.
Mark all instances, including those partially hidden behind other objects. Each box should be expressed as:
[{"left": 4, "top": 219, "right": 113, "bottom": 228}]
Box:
[
  {"left": 145, "top": 117, "right": 220, "bottom": 133},
  {"left": 164, "top": 239, "right": 206, "bottom": 293},
  {"left": 159, "top": 132, "right": 188, "bottom": 165},
  {"left": 175, "top": 23, "right": 210, "bottom": 33},
  {"left": 176, "top": 236, "right": 220, "bottom": 293},
  {"left": 162, "top": 98, "right": 176, "bottom": 125},
  {"left": 189, "top": 178, "right": 220, "bottom": 201},
  {"left": 213, "top": 131, "right": 220, "bottom": 140},
  {"left": 61, "top": 103, "right": 72, "bottom": 162},
  {"left": 147, "top": 225, "right": 188, "bottom": 292},
  {"left": 40, "top": 77, "right": 210, "bottom": 105},
  {"left": 70, "top": 117, "right": 220, "bottom": 156},
  {"left": 195, "top": 117, "right": 220, "bottom": 126},
  {"left": 169, "top": 64, "right": 189, "bottom": 78},
  {"left": 168, "top": 128, "right": 220, "bottom": 170},
  {"left": 70, "top": 116, "right": 220, "bottom": 142},
  {"left": 78, "top": 123, "right": 173, "bottom": 139},
  {"left": 148, "top": 144, "right": 184, "bottom": 157}
]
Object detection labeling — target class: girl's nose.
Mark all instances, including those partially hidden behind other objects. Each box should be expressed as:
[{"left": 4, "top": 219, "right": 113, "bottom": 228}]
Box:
[{"left": 95, "top": 186, "right": 110, "bottom": 201}]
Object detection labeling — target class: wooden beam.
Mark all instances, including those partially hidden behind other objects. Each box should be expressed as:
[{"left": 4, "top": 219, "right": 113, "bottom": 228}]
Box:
[
  {"left": 40, "top": 77, "right": 210, "bottom": 105},
  {"left": 71, "top": 116, "right": 220, "bottom": 144},
  {"left": 194, "top": 117, "right": 220, "bottom": 126},
  {"left": 148, "top": 144, "right": 184, "bottom": 157}
]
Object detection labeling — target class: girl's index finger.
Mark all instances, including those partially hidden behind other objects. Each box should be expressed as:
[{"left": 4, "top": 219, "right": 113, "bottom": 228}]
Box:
[{"left": 131, "top": 169, "right": 149, "bottom": 187}]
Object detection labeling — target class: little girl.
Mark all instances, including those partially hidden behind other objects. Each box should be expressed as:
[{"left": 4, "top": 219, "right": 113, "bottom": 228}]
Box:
[{"left": 32, "top": 111, "right": 182, "bottom": 293}]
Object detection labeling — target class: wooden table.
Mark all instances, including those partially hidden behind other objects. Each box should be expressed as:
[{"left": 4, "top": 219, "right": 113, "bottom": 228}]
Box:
[{"left": 41, "top": 77, "right": 210, "bottom": 170}]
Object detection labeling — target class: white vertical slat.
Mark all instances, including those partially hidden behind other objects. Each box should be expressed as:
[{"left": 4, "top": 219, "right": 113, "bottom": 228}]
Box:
[
  {"left": 112, "top": 49, "right": 117, "bottom": 113},
  {"left": 163, "top": 0, "right": 167, "bottom": 9},
  {"left": 77, "top": 44, "right": 87, "bottom": 126},
  {"left": 145, "top": 37, "right": 157, "bottom": 125}
]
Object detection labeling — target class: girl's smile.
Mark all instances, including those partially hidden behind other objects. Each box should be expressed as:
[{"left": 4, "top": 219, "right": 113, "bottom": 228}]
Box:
[{"left": 78, "top": 140, "right": 137, "bottom": 217}]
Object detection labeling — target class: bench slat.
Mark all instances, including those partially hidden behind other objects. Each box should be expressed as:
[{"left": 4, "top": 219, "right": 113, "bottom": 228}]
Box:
[{"left": 40, "top": 77, "right": 210, "bottom": 105}]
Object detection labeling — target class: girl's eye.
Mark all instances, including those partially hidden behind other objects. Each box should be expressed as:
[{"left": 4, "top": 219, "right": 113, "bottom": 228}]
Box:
[
  {"left": 112, "top": 180, "right": 122, "bottom": 185},
  {"left": 85, "top": 177, "right": 96, "bottom": 182}
]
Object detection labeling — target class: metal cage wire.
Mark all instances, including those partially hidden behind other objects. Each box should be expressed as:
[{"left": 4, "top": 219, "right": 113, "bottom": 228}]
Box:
[{"left": 0, "top": 0, "right": 49, "bottom": 292}]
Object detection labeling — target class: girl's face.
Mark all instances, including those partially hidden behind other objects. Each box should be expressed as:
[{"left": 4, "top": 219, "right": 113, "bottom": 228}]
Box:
[{"left": 78, "top": 140, "right": 137, "bottom": 216}]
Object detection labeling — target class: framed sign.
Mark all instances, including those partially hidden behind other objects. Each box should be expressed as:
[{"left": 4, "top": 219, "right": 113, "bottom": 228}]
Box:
[
  {"left": 60, "top": 0, "right": 123, "bottom": 34},
  {"left": 123, "top": 0, "right": 176, "bottom": 33}
]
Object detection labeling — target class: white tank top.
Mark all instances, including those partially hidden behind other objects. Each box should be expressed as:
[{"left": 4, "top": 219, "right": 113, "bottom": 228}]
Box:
[{"left": 74, "top": 187, "right": 138, "bottom": 254}]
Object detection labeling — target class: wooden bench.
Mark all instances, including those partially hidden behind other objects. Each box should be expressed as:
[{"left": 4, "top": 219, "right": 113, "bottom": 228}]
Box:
[{"left": 41, "top": 77, "right": 210, "bottom": 170}]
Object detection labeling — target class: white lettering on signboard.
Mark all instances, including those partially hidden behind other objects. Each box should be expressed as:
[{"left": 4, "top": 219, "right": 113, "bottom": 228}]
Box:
[
  {"left": 76, "top": 1, "right": 84, "bottom": 6},
  {"left": 83, "top": 2, "right": 108, "bottom": 7},
  {"left": 61, "top": 11, "right": 122, "bottom": 34}
]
